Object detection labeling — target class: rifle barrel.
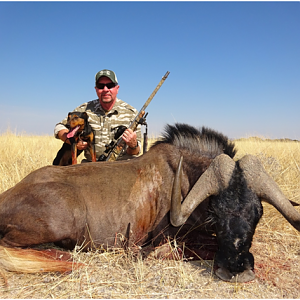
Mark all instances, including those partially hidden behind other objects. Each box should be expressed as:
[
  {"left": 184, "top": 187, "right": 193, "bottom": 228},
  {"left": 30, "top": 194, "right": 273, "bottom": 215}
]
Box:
[{"left": 138, "top": 71, "right": 170, "bottom": 116}]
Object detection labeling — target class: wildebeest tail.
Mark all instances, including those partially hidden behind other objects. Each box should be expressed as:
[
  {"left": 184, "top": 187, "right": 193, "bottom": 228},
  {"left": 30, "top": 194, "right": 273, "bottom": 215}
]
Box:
[{"left": 0, "top": 245, "right": 83, "bottom": 273}]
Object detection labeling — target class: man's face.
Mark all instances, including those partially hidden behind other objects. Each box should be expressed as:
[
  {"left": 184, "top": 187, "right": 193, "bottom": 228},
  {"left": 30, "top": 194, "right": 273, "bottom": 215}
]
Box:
[{"left": 95, "top": 76, "right": 119, "bottom": 110}]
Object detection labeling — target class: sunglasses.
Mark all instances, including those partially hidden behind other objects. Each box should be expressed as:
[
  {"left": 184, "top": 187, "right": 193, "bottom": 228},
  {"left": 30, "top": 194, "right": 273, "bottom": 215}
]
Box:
[{"left": 96, "top": 82, "right": 117, "bottom": 89}]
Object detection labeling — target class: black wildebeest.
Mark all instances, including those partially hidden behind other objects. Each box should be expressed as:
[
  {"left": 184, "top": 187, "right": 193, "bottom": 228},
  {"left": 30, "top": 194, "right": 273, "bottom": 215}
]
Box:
[{"left": 0, "top": 123, "right": 300, "bottom": 282}]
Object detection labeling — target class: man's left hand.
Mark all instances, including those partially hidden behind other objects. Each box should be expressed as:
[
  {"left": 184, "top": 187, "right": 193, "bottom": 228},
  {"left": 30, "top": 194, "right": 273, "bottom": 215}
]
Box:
[{"left": 122, "top": 128, "right": 138, "bottom": 149}]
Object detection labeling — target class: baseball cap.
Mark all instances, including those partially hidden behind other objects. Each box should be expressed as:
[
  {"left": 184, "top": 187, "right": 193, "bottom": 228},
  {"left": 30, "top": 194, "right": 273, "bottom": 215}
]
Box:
[{"left": 95, "top": 69, "right": 118, "bottom": 84}]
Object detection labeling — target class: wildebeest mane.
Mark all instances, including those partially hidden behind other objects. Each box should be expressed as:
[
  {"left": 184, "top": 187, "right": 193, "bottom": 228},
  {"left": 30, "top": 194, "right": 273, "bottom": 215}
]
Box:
[{"left": 152, "top": 123, "right": 236, "bottom": 159}]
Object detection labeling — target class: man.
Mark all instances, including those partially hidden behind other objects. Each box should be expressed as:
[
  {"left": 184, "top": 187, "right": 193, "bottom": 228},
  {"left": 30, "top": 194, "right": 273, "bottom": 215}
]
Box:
[{"left": 54, "top": 69, "right": 141, "bottom": 162}]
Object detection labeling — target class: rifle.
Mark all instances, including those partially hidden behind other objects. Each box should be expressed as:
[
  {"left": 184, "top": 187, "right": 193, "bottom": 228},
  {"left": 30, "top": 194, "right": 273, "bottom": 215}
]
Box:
[{"left": 98, "top": 71, "right": 170, "bottom": 162}]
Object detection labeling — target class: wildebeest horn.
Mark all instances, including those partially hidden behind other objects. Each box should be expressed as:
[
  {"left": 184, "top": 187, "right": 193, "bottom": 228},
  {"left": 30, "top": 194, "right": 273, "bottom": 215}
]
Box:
[
  {"left": 238, "top": 154, "right": 300, "bottom": 231},
  {"left": 171, "top": 154, "right": 236, "bottom": 227}
]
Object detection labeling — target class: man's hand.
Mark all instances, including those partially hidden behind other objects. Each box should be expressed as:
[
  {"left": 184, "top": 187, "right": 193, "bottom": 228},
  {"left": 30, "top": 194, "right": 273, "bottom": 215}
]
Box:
[
  {"left": 122, "top": 128, "right": 137, "bottom": 148},
  {"left": 76, "top": 140, "right": 88, "bottom": 150},
  {"left": 58, "top": 129, "right": 88, "bottom": 150},
  {"left": 122, "top": 128, "right": 140, "bottom": 155}
]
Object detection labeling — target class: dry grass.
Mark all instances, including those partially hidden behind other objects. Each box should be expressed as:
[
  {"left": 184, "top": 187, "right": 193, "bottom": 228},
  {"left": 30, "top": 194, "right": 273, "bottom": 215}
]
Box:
[{"left": 0, "top": 131, "right": 300, "bottom": 298}]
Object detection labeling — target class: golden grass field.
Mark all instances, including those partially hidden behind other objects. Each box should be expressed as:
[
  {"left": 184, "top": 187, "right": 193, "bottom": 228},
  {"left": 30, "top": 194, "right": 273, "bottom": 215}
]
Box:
[{"left": 0, "top": 129, "right": 300, "bottom": 298}]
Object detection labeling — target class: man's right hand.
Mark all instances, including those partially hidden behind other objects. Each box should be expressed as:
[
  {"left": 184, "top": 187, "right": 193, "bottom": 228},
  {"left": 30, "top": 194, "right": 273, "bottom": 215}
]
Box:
[
  {"left": 58, "top": 129, "right": 87, "bottom": 150},
  {"left": 76, "top": 140, "right": 88, "bottom": 150}
]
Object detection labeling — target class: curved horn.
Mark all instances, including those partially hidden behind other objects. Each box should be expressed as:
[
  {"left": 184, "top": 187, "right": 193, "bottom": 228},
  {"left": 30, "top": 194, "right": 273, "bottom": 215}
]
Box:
[
  {"left": 170, "top": 156, "right": 184, "bottom": 227},
  {"left": 239, "top": 154, "right": 300, "bottom": 231},
  {"left": 170, "top": 154, "right": 236, "bottom": 227}
]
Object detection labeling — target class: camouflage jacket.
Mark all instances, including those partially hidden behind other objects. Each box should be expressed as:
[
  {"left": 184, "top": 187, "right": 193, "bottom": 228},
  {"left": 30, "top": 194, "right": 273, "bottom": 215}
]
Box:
[{"left": 54, "top": 98, "right": 142, "bottom": 161}]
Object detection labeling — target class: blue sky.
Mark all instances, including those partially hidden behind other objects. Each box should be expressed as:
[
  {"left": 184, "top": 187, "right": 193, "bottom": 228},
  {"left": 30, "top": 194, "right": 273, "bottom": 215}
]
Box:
[{"left": 0, "top": 1, "right": 299, "bottom": 139}]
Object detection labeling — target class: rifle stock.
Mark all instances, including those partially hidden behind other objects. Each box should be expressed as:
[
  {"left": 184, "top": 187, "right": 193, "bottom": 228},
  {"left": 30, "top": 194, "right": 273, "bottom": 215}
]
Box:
[{"left": 99, "top": 71, "right": 170, "bottom": 162}]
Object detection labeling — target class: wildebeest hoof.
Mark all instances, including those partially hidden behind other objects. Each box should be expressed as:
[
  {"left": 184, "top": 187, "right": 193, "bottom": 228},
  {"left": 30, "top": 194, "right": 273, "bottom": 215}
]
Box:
[{"left": 215, "top": 267, "right": 255, "bottom": 283}]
